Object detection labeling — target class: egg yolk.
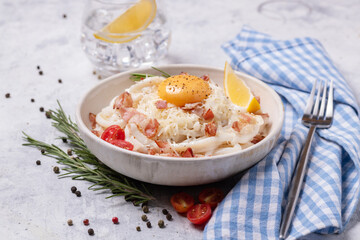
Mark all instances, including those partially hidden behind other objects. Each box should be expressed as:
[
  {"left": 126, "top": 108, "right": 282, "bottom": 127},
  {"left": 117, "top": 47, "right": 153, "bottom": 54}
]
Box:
[{"left": 158, "top": 75, "right": 211, "bottom": 107}]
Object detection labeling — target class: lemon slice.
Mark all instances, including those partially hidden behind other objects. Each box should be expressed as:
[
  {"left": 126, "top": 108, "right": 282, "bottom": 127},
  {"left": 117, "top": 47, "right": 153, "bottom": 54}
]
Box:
[
  {"left": 224, "top": 61, "right": 260, "bottom": 113},
  {"left": 94, "top": 0, "right": 157, "bottom": 43}
]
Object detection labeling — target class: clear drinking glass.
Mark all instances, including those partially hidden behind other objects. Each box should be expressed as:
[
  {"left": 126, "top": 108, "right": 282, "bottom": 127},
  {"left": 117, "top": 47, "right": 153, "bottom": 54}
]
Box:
[
  {"left": 257, "top": 0, "right": 311, "bottom": 22},
  {"left": 81, "top": 0, "right": 171, "bottom": 76}
]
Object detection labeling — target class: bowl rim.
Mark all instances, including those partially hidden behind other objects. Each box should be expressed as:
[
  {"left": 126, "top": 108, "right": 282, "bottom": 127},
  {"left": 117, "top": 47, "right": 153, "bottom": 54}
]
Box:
[{"left": 76, "top": 64, "right": 284, "bottom": 163}]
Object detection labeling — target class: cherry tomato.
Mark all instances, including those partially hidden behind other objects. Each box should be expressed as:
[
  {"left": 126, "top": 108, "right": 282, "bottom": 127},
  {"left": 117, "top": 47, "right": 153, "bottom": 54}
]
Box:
[
  {"left": 109, "top": 139, "right": 134, "bottom": 151},
  {"left": 101, "top": 125, "right": 125, "bottom": 142},
  {"left": 170, "top": 192, "right": 195, "bottom": 213},
  {"left": 187, "top": 203, "right": 212, "bottom": 225},
  {"left": 198, "top": 188, "right": 224, "bottom": 208}
]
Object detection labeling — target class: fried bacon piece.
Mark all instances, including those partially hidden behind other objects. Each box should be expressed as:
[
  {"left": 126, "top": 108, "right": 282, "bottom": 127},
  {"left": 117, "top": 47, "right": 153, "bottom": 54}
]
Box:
[
  {"left": 192, "top": 106, "right": 205, "bottom": 117},
  {"left": 155, "top": 140, "right": 168, "bottom": 148},
  {"left": 147, "top": 148, "right": 157, "bottom": 155},
  {"left": 181, "top": 102, "right": 202, "bottom": 110},
  {"left": 251, "top": 135, "right": 265, "bottom": 144},
  {"left": 201, "top": 75, "right": 210, "bottom": 81},
  {"left": 181, "top": 148, "right": 194, "bottom": 157},
  {"left": 202, "top": 109, "right": 214, "bottom": 121},
  {"left": 155, "top": 140, "right": 175, "bottom": 155},
  {"left": 181, "top": 103, "right": 205, "bottom": 118},
  {"left": 113, "top": 92, "right": 133, "bottom": 109},
  {"left": 239, "top": 113, "right": 254, "bottom": 123},
  {"left": 143, "top": 118, "right": 160, "bottom": 138},
  {"left": 119, "top": 107, "right": 159, "bottom": 139},
  {"left": 128, "top": 111, "right": 147, "bottom": 125},
  {"left": 181, "top": 104, "right": 214, "bottom": 121},
  {"left": 91, "top": 130, "right": 100, "bottom": 137},
  {"left": 205, "top": 122, "right": 217, "bottom": 137},
  {"left": 155, "top": 100, "right": 168, "bottom": 109},
  {"left": 89, "top": 113, "right": 97, "bottom": 129},
  {"left": 232, "top": 121, "right": 246, "bottom": 132}
]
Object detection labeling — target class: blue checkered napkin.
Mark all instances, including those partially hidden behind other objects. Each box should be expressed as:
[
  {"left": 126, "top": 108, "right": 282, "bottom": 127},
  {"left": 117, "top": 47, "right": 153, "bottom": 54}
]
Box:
[{"left": 203, "top": 26, "right": 360, "bottom": 240}]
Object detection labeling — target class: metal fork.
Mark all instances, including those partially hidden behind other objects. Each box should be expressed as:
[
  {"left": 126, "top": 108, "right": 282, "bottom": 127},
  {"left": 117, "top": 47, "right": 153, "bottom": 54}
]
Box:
[{"left": 279, "top": 79, "right": 334, "bottom": 239}]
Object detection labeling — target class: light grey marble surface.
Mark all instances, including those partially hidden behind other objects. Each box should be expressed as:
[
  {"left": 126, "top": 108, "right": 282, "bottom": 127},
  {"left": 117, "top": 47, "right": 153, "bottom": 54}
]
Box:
[{"left": 1, "top": 0, "right": 359, "bottom": 239}]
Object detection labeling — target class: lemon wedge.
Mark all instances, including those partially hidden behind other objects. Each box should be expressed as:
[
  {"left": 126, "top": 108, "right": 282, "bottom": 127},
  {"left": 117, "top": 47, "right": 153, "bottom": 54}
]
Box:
[
  {"left": 224, "top": 61, "right": 260, "bottom": 113},
  {"left": 94, "top": 0, "right": 157, "bottom": 43}
]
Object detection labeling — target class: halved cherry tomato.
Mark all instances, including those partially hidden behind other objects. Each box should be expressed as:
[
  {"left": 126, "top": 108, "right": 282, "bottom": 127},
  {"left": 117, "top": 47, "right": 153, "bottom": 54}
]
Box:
[
  {"left": 101, "top": 125, "right": 125, "bottom": 142},
  {"left": 187, "top": 203, "right": 212, "bottom": 225},
  {"left": 109, "top": 139, "right": 134, "bottom": 151},
  {"left": 198, "top": 188, "right": 224, "bottom": 208},
  {"left": 170, "top": 192, "right": 195, "bottom": 213}
]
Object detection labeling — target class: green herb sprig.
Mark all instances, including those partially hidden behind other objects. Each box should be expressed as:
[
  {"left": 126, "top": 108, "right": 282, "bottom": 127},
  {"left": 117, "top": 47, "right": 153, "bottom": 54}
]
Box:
[
  {"left": 23, "top": 101, "right": 154, "bottom": 204},
  {"left": 130, "top": 66, "right": 171, "bottom": 81}
]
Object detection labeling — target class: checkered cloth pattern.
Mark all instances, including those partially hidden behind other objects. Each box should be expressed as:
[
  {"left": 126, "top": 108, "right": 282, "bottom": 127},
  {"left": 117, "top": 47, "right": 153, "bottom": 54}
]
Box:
[{"left": 203, "top": 26, "right": 360, "bottom": 240}]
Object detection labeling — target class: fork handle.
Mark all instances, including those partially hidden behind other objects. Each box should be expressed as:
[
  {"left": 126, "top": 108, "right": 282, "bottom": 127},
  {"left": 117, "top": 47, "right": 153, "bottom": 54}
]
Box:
[{"left": 279, "top": 125, "right": 317, "bottom": 239}]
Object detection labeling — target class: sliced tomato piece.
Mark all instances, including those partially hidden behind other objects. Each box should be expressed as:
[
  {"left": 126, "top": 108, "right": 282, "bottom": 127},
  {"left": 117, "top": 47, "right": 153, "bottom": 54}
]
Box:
[
  {"left": 198, "top": 188, "right": 224, "bottom": 208},
  {"left": 170, "top": 192, "right": 195, "bottom": 213},
  {"left": 187, "top": 203, "right": 212, "bottom": 225},
  {"left": 109, "top": 139, "right": 134, "bottom": 151},
  {"left": 101, "top": 125, "right": 125, "bottom": 142}
]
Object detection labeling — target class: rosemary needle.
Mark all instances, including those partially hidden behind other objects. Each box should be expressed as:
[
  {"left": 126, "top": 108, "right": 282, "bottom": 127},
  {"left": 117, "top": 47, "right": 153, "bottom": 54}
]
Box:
[
  {"left": 130, "top": 66, "right": 171, "bottom": 81},
  {"left": 22, "top": 101, "right": 154, "bottom": 204}
]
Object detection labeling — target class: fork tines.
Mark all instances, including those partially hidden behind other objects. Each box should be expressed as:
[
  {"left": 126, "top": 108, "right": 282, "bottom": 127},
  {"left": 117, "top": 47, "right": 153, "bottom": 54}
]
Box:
[{"left": 302, "top": 79, "right": 334, "bottom": 127}]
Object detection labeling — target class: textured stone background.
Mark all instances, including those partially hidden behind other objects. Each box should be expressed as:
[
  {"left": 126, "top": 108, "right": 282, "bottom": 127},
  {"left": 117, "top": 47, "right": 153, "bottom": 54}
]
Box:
[{"left": 0, "top": 0, "right": 359, "bottom": 239}]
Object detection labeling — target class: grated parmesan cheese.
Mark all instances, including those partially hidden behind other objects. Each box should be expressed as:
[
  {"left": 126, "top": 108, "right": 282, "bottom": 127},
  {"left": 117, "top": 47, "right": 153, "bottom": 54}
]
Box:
[{"left": 95, "top": 76, "right": 268, "bottom": 157}]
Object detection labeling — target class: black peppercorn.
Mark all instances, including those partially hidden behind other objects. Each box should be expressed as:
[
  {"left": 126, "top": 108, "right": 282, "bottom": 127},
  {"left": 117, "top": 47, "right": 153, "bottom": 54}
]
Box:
[
  {"left": 39, "top": 71, "right": 43, "bottom": 75},
  {"left": 62, "top": 138, "right": 67, "bottom": 143},
  {"left": 5, "top": 93, "right": 10, "bottom": 98},
  {"left": 158, "top": 220, "right": 165, "bottom": 228},
  {"left": 162, "top": 209, "right": 168, "bottom": 215},
  {"left": 36, "top": 160, "right": 41, "bottom": 165},
  {"left": 146, "top": 221, "right": 152, "bottom": 228},
  {"left": 41, "top": 149, "right": 45, "bottom": 154},
  {"left": 142, "top": 205, "right": 149, "bottom": 213},
  {"left": 166, "top": 213, "right": 172, "bottom": 221},
  {"left": 136, "top": 226, "right": 141, "bottom": 232},
  {"left": 67, "top": 149, "right": 72, "bottom": 156},
  {"left": 88, "top": 228, "right": 94, "bottom": 235},
  {"left": 45, "top": 111, "right": 51, "bottom": 119},
  {"left": 75, "top": 191, "right": 81, "bottom": 197},
  {"left": 58, "top": 79, "right": 62, "bottom": 83},
  {"left": 39, "top": 107, "right": 44, "bottom": 112},
  {"left": 37, "top": 66, "right": 40, "bottom": 70},
  {"left": 31, "top": 98, "right": 35, "bottom": 102},
  {"left": 53, "top": 166, "right": 60, "bottom": 174},
  {"left": 67, "top": 219, "right": 73, "bottom": 226},
  {"left": 71, "top": 186, "right": 77, "bottom": 193},
  {"left": 141, "top": 215, "right": 147, "bottom": 222},
  {"left": 63, "top": 14, "right": 67, "bottom": 19}
]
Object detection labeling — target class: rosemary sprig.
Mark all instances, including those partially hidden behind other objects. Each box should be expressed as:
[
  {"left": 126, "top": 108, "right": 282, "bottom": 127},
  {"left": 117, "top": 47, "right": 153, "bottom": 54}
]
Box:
[
  {"left": 151, "top": 66, "right": 171, "bottom": 78},
  {"left": 130, "top": 66, "right": 171, "bottom": 81},
  {"left": 22, "top": 101, "right": 154, "bottom": 204},
  {"left": 129, "top": 73, "right": 155, "bottom": 82}
]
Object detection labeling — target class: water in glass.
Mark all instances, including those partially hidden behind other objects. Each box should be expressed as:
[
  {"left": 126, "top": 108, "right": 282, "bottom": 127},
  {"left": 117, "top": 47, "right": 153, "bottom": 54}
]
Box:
[{"left": 81, "top": 0, "right": 171, "bottom": 76}]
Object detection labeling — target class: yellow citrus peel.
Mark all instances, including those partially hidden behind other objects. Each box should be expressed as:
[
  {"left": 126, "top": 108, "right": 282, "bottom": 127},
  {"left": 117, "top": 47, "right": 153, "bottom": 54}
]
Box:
[
  {"left": 94, "top": 0, "right": 157, "bottom": 43},
  {"left": 223, "top": 61, "right": 260, "bottom": 113}
]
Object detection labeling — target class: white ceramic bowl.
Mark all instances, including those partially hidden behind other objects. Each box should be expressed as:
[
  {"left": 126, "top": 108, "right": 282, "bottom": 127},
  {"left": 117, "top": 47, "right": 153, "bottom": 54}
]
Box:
[{"left": 76, "top": 64, "right": 284, "bottom": 186}]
